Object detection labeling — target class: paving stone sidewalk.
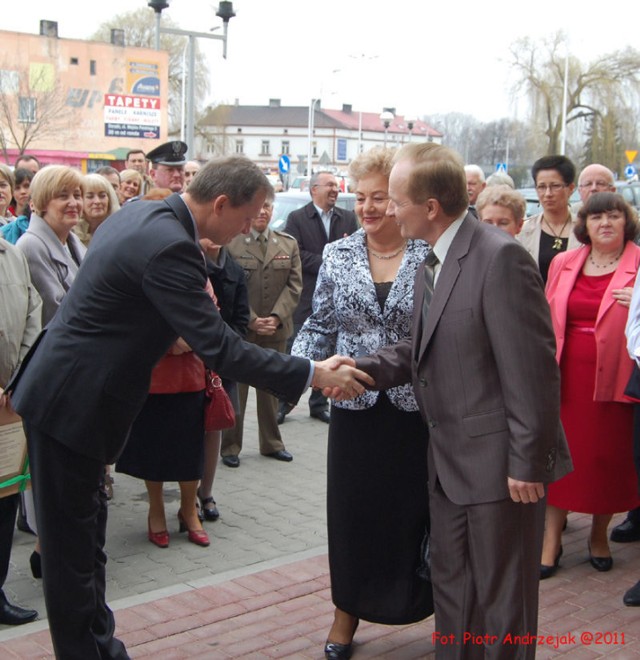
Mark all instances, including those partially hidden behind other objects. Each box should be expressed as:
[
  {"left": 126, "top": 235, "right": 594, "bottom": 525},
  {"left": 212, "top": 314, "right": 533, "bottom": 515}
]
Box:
[{"left": 1, "top": 392, "right": 640, "bottom": 657}]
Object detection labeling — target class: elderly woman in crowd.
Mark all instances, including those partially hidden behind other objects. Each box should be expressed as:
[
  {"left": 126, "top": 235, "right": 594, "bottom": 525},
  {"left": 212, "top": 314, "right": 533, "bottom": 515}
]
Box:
[
  {"left": 16, "top": 166, "right": 86, "bottom": 324},
  {"left": 476, "top": 185, "right": 526, "bottom": 238},
  {"left": 293, "top": 147, "right": 433, "bottom": 659},
  {"left": 0, "top": 165, "right": 16, "bottom": 225},
  {"left": 541, "top": 192, "right": 640, "bottom": 579},
  {"left": 519, "top": 155, "right": 580, "bottom": 283},
  {"left": 74, "top": 173, "right": 120, "bottom": 246},
  {"left": 118, "top": 169, "right": 143, "bottom": 204},
  {"left": 15, "top": 165, "right": 87, "bottom": 577}
]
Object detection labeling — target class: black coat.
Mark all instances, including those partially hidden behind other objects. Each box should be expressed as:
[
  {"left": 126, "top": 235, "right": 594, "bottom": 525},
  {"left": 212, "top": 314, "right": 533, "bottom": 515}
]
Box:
[
  {"left": 10, "top": 194, "right": 310, "bottom": 463},
  {"left": 284, "top": 201, "right": 358, "bottom": 325}
]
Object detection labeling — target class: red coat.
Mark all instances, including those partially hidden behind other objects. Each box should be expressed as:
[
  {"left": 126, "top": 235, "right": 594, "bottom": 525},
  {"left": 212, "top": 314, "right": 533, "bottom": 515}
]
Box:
[{"left": 545, "top": 242, "right": 640, "bottom": 403}]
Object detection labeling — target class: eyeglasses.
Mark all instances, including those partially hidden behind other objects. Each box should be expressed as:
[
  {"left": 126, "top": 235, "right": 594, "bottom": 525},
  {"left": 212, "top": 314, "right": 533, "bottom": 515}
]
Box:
[
  {"left": 535, "top": 183, "right": 567, "bottom": 194},
  {"left": 578, "top": 180, "right": 612, "bottom": 190}
]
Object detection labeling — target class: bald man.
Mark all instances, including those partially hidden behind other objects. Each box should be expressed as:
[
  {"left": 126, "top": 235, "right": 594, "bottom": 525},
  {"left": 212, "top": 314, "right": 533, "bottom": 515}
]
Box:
[{"left": 577, "top": 163, "right": 615, "bottom": 204}]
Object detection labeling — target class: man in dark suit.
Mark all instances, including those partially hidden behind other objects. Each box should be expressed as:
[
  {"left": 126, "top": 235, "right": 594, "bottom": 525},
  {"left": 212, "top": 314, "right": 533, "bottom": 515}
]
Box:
[
  {"left": 7, "top": 156, "right": 372, "bottom": 659},
  {"left": 355, "top": 144, "right": 572, "bottom": 658},
  {"left": 278, "top": 171, "right": 358, "bottom": 424}
]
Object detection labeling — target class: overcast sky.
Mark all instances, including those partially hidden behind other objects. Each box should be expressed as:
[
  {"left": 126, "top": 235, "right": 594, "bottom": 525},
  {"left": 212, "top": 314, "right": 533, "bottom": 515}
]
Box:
[{"left": 5, "top": 0, "right": 639, "bottom": 123}]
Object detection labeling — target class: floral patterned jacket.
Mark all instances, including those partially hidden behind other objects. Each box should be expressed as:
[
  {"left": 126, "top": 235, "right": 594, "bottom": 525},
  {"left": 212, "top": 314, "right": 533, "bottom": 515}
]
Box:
[{"left": 292, "top": 228, "right": 429, "bottom": 411}]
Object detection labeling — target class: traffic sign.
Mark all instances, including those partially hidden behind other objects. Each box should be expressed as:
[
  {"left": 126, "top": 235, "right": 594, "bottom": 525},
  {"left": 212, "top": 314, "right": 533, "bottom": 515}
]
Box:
[
  {"left": 626, "top": 150, "right": 638, "bottom": 164},
  {"left": 278, "top": 155, "right": 291, "bottom": 174},
  {"left": 495, "top": 163, "right": 507, "bottom": 173},
  {"left": 624, "top": 164, "right": 637, "bottom": 179}
]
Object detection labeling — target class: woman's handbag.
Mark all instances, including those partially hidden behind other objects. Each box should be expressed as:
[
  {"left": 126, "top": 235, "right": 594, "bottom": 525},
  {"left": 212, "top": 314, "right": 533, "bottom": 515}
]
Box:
[{"left": 204, "top": 370, "right": 236, "bottom": 431}]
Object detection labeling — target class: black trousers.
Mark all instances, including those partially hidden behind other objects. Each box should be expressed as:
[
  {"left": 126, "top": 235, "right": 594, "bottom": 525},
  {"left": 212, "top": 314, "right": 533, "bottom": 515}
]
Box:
[
  {"left": 25, "top": 422, "right": 129, "bottom": 660},
  {"left": 0, "top": 494, "right": 19, "bottom": 594},
  {"left": 279, "top": 322, "right": 328, "bottom": 414}
]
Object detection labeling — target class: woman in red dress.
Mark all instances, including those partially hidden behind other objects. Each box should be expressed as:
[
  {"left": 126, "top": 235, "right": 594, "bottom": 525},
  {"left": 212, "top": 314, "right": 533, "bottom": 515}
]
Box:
[{"left": 542, "top": 192, "right": 640, "bottom": 578}]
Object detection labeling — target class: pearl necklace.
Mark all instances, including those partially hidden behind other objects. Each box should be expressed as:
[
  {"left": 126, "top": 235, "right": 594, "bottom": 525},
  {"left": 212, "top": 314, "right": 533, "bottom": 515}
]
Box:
[{"left": 366, "top": 242, "right": 407, "bottom": 260}]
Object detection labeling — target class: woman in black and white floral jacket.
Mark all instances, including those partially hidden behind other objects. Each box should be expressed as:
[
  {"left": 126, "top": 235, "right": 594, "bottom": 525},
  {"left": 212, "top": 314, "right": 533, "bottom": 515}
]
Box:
[{"left": 292, "top": 147, "right": 434, "bottom": 660}]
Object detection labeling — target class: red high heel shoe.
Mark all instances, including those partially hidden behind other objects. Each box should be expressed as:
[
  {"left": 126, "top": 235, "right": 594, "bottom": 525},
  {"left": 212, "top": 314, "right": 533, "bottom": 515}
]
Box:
[
  {"left": 178, "top": 511, "right": 210, "bottom": 547},
  {"left": 148, "top": 518, "right": 169, "bottom": 548}
]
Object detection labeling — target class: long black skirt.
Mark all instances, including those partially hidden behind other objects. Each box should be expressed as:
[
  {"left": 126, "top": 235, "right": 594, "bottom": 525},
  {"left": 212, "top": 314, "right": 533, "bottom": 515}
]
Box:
[
  {"left": 116, "top": 390, "right": 205, "bottom": 482},
  {"left": 328, "top": 393, "right": 434, "bottom": 624}
]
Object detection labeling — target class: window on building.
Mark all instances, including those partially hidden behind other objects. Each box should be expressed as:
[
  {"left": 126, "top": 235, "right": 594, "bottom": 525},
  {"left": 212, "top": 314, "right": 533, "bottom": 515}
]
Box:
[
  {"left": 281, "top": 140, "right": 290, "bottom": 156},
  {"left": 18, "top": 97, "right": 36, "bottom": 123},
  {"left": 90, "top": 60, "right": 97, "bottom": 76},
  {"left": 261, "top": 140, "right": 270, "bottom": 156},
  {"left": 312, "top": 141, "right": 318, "bottom": 157},
  {"left": 235, "top": 139, "right": 244, "bottom": 154},
  {"left": 70, "top": 57, "right": 79, "bottom": 65}
]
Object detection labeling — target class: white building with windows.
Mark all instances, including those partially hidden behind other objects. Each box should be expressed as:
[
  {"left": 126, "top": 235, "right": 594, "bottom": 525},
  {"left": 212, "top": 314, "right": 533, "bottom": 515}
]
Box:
[{"left": 195, "top": 99, "right": 441, "bottom": 175}]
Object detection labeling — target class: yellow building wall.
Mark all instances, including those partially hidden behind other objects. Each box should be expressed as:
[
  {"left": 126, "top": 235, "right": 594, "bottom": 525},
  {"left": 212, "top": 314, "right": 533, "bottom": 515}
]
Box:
[{"left": 0, "top": 29, "right": 169, "bottom": 159}]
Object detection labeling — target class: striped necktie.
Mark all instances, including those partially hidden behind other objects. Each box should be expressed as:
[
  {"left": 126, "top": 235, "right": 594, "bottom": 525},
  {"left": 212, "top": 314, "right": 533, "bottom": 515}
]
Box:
[{"left": 421, "top": 251, "right": 439, "bottom": 329}]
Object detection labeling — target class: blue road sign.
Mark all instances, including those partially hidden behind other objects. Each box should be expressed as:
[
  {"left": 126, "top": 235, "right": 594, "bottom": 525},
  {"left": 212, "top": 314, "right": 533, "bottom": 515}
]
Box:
[
  {"left": 625, "top": 164, "right": 637, "bottom": 179},
  {"left": 495, "top": 163, "right": 507, "bottom": 173},
  {"left": 279, "top": 155, "right": 291, "bottom": 174}
]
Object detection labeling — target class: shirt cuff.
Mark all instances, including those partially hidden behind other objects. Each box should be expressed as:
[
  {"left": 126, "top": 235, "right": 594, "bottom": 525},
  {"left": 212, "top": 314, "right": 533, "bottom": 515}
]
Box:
[{"left": 304, "top": 360, "right": 314, "bottom": 390}]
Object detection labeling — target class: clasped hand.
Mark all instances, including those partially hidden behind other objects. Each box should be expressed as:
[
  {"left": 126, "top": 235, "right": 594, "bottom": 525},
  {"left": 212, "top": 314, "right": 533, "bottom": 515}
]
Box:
[{"left": 312, "top": 356, "right": 375, "bottom": 400}]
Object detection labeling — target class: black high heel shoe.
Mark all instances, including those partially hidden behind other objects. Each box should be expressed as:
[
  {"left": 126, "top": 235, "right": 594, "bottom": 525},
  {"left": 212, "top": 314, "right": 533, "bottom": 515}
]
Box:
[
  {"left": 197, "top": 493, "right": 220, "bottom": 521},
  {"left": 540, "top": 545, "right": 562, "bottom": 580},
  {"left": 588, "top": 541, "right": 613, "bottom": 572},
  {"left": 30, "top": 551, "right": 42, "bottom": 579},
  {"left": 324, "top": 618, "right": 359, "bottom": 660}
]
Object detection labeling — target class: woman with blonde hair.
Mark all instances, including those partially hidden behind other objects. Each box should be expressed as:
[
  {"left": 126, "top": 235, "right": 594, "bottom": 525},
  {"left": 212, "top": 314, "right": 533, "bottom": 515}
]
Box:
[
  {"left": 293, "top": 147, "right": 433, "bottom": 659},
  {"left": 75, "top": 174, "right": 120, "bottom": 246},
  {"left": 16, "top": 165, "right": 87, "bottom": 578},
  {"left": 118, "top": 169, "right": 143, "bottom": 204}
]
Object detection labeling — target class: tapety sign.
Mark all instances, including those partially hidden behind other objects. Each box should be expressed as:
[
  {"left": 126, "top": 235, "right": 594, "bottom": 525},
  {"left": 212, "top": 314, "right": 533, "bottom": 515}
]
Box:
[{"left": 103, "top": 94, "right": 161, "bottom": 139}]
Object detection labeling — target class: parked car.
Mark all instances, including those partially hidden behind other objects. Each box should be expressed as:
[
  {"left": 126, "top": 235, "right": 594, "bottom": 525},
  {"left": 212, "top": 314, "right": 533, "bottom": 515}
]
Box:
[
  {"left": 615, "top": 181, "right": 640, "bottom": 213},
  {"left": 270, "top": 191, "right": 357, "bottom": 231}
]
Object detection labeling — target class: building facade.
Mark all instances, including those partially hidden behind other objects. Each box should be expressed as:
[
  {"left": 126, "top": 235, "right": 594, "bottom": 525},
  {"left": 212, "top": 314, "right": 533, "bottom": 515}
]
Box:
[
  {"left": 195, "top": 100, "right": 442, "bottom": 176},
  {"left": 0, "top": 21, "right": 169, "bottom": 171}
]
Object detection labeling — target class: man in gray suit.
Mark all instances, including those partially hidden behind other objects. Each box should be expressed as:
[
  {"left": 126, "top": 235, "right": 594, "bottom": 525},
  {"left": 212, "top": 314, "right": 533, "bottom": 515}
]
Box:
[
  {"left": 355, "top": 143, "right": 571, "bottom": 659},
  {"left": 7, "top": 156, "right": 371, "bottom": 660}
]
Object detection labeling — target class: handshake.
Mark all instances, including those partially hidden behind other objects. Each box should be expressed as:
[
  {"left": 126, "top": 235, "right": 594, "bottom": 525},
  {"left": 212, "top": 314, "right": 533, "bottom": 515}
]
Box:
[{"left": 311, "top": 356, "right": 375, "bottom": 401}]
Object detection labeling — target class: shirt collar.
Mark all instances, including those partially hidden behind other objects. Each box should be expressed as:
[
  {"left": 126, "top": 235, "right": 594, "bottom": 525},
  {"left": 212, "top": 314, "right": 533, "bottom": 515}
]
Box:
[{"left": 432, "top": 214, "right": 466, "bottom": 266}]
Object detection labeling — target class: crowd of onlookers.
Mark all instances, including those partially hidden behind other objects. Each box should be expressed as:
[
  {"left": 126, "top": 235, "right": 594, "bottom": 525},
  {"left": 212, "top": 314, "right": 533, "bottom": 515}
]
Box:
[{"left": 2, "top": 143, "right": 640, "bottom": 660}]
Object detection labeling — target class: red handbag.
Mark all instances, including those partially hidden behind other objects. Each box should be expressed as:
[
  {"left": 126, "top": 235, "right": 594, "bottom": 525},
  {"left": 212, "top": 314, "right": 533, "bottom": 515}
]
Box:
[{"left": 204, "top": 370, "right": 236, "bottom": 431}]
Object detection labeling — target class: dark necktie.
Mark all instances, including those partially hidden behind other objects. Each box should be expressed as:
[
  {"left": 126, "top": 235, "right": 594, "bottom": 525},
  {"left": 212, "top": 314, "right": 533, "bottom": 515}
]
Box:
[{"left": 421, "top": 251, "right": 439, "bottom": 329}]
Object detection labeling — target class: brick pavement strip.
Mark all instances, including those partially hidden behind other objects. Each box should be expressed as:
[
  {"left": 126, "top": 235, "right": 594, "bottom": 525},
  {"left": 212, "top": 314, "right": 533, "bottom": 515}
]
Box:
[{"left": 1, "top": 393, "right": 640, "bottom": 656}]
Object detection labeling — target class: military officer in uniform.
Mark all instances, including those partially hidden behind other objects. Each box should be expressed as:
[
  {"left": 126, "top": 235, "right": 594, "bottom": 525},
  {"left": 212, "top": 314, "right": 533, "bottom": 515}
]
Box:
[{"left": 221, "top": 192, "right": 302, "bottom": 467}]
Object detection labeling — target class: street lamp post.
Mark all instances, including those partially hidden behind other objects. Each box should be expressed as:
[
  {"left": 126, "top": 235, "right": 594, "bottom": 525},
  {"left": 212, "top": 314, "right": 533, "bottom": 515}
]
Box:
[
  {"left": 148, "top": 1, "right": 235, "bottom": 159},
  {"left": 308, "top": 98, "right": 320, "bottom": 177},
  {"left": 148, "top": 0, "right": 169, "bottom": 51},
  {"left": 379, "top": 110, "right": 394, "bottom": 147}
]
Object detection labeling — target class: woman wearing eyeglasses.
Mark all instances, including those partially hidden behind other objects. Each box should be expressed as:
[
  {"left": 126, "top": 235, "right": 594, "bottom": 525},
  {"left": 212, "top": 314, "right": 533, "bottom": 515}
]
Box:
[
  {"left": 518, "top": 155, "right": 581, "bottom": 283},
  {"left": 541, "top": 192, "right": 640, "bottom": 579}
]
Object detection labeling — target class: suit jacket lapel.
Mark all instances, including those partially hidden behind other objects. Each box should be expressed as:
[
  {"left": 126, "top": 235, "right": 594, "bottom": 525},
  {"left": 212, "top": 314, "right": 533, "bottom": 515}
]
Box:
[
  {"left": 417, "top": 216, "right": 474, "bottom": 364},
  {"left": 596, "top": 241, "right": 639, "bottom": 326}
]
